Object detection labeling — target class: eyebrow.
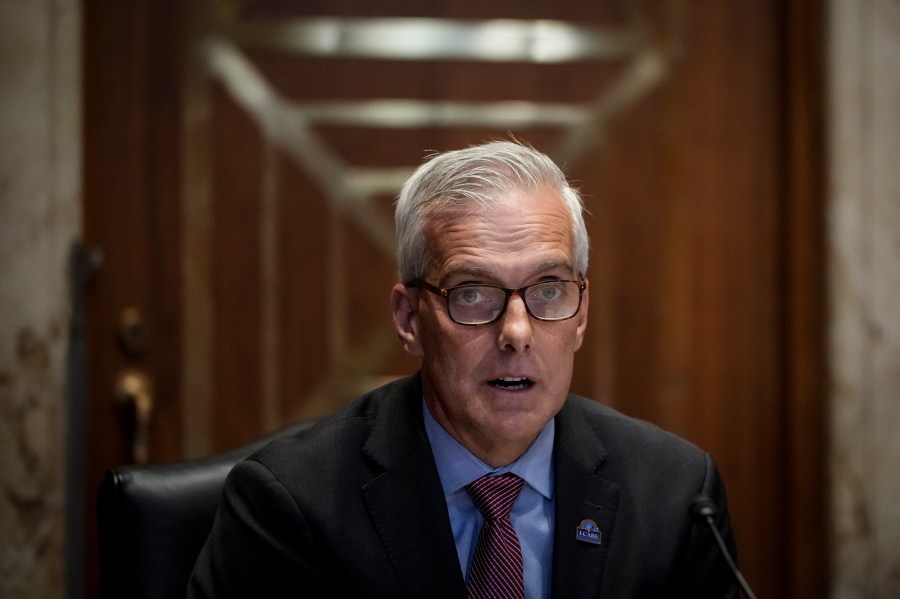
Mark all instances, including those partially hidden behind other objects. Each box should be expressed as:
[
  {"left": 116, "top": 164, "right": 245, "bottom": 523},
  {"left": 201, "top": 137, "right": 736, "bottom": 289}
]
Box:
[{"left": 440, "top": 260, "right": 575, "bottom": 284}]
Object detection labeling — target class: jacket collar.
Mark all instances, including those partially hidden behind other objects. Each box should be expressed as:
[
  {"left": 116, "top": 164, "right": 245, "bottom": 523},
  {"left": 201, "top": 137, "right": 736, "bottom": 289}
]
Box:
[
  {"left": 550, "top": 397, "right": 621, "bottom": 599},
  {"left": 359, "top": 378, "right": 621, "bottom": 599},
  {"left": 360, "top": 375, "right": 468, "bottom": 598}
]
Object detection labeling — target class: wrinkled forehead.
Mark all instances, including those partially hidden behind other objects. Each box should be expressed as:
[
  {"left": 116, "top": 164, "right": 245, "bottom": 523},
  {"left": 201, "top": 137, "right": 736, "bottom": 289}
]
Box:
[{"left": 420, "top": 188, "right": 576, "bottom": 270}]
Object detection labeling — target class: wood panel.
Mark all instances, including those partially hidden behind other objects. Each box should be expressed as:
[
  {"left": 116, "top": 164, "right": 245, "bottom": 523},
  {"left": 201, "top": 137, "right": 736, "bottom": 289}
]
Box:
[
  {"left": 783, "top": 0, "right": 827, "bottom": 595},
  {"left": 189, "top": 1, "right": 647, "bottom": 451},
  {"left": 82, "top": 1, "right": 184, "bottom": 595},
  {"left": 82, "top": 1, "right": 826, "bottom": 597},
  {"left": 569, "top": 2, "right": 827, "bottom": 596}
]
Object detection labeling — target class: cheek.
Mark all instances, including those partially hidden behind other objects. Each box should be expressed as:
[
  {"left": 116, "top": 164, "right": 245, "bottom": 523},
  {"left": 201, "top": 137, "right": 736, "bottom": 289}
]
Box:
[
  {"left": 415, "top": 313, "right": 460, "bottom": 365},
  {"left": 419, "top": 324, "right": 493, "bottom": 376},
  {"left": 544, "top": 323, "right": 584, "bottom": 352}
]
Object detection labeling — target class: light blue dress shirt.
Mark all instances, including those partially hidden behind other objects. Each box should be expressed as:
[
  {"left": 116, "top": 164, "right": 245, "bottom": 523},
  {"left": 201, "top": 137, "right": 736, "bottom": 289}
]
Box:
[{"left": 423, "top": 400, "right": 555, "bottom": 599}]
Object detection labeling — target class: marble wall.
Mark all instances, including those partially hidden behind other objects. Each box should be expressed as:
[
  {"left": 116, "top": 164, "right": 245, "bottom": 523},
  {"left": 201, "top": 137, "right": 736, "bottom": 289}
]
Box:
[
  {"left": 0, "top": 1, "right": 81, "bottom": 597},
  {"left": 828, "top": 0, "right": 900, "bottom": 597}
]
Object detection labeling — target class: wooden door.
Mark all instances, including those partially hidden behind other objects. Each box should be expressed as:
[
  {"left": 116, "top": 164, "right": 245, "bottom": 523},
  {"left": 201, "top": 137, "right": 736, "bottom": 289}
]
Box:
[{"left": 82, "top": 1, "right": 825, "bottom": 597}]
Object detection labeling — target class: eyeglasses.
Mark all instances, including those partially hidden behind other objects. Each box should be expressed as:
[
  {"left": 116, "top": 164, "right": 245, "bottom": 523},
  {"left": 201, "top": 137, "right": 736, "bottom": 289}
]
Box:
[{"left": 407, "top": 278, "right": 586, "bottom": 326}]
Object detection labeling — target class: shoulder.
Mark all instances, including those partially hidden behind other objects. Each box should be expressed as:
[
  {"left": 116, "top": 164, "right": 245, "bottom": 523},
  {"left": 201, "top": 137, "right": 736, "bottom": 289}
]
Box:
[
  {"left": 563, "top": 395, "right": 702, "bottom": 450},
  {"left": 558, "top": 395, "right": 711, "bottom": 481},
  {"left": 244, "top": 375, "right": 422, "bottom": 478}
]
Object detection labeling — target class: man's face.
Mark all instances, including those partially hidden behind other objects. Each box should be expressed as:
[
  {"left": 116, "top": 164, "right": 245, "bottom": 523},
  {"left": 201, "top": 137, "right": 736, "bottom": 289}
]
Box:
[{"left": 391, "top": 187, "right": 589, "bottom": 467}]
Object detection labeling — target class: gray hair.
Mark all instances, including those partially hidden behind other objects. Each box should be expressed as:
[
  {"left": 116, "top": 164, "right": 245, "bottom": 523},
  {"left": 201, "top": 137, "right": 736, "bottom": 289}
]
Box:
[{"left": 395, "top": 140, "right": 590, "bottom": 282}]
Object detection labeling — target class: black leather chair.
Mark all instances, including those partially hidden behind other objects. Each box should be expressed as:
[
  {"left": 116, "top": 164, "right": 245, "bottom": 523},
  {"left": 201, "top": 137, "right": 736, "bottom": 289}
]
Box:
[{"left": 97, "top": 420, "right": 317, "bottom": 599}]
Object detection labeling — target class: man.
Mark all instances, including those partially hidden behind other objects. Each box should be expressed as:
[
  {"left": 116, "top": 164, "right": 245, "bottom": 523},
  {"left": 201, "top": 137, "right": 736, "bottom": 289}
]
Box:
[{"left": 188, "top": 140, "right": 739, "bottom": 598}]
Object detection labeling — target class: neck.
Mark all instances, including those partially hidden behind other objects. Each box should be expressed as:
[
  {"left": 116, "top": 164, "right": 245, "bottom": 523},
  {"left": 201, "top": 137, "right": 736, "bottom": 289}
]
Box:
[{"left": 476, "top": 443, "right": 528, "bottom": 469}]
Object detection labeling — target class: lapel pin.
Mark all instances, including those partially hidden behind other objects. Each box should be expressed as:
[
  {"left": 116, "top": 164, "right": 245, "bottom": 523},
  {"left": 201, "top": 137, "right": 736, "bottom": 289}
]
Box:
[{"left": 576, "top": 519, "right": 602, "bottom": 545}]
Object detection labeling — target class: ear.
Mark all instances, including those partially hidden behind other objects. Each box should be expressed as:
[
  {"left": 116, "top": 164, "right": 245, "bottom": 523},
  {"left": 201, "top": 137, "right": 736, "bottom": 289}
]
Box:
[
  {"left": 573, "top": 279, "right": 590, "bottom": 352},
  {"left": 391, "top": 283, "right": 424, "bottom": 358}
]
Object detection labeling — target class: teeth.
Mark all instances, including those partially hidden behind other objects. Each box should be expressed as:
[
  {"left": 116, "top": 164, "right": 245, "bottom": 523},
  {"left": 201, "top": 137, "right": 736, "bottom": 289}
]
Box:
[{"left": 491, "top": 377, "right": 532, "bottom": 390}]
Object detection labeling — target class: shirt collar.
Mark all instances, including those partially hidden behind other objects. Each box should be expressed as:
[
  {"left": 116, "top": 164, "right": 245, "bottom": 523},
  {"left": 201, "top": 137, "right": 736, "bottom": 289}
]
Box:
[{"left": 423, "top": 398, "right": 555, "bottom": 501}]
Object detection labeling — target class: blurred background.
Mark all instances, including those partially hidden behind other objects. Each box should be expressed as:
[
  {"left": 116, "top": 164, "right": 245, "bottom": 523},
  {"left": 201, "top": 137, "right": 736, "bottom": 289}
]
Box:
[{"left": 1, "top": 0, "right": 898, "bottom": 597}]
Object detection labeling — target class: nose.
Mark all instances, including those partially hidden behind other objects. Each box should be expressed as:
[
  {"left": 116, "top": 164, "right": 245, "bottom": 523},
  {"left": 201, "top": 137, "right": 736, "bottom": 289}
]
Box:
[{"left": 497, "top": 292, "right": 533, "bottom": 353}]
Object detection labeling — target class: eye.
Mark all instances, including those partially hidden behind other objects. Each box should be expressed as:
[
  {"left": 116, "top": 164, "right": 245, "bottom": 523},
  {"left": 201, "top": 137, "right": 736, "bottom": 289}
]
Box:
[
  {"left": 528, "top": 281, "right": 565, "bottom": 303},
  {"left": 450, "top": 285, "right": 504, "bottom": 309},
  {"left": 458, "top": 287, "right": 484, "bottom": 304},
  {"left": 539, "top": 284, "right": 562, "bottom": 300}
]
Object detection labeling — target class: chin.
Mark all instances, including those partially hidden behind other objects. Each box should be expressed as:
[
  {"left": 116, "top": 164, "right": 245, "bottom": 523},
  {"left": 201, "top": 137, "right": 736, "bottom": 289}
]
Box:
[{"left": 486, "top": 411, "right": 546, "bottom": 438}]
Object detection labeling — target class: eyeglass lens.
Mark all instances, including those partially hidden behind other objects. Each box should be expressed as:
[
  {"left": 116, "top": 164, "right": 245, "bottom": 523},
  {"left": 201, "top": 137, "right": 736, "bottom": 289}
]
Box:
[{"left": 447, "top": 281, "right": 581, "bottom": 324}]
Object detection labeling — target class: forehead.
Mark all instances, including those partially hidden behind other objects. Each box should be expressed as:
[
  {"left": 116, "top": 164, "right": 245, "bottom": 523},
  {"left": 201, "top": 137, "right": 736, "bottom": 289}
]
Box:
[{"left": 424, "top": 188, "right": 575, "bottom": 280}]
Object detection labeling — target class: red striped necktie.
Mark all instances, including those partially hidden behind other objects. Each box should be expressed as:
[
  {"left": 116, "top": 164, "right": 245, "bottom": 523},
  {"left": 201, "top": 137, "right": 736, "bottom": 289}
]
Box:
[{"left": 465, "top": 473, "right": 525, "bottom": 599}]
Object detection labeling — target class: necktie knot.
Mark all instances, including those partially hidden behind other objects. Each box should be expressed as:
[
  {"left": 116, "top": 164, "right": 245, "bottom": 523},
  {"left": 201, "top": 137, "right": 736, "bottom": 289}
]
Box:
[{"left": 466, "top": 473, "right": 524, "bottom": 521}]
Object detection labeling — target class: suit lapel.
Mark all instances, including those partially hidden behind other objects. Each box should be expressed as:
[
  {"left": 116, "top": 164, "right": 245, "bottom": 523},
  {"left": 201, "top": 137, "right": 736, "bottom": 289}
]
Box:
[
  {"left": 356, "top": 381, "right": 622, "bottom": 599},
  {"left": 551, "top": 399, "right": 621, "bottom": 599},
  {"left": 360, "top": 378, "right": 466, "bottom": 599}
]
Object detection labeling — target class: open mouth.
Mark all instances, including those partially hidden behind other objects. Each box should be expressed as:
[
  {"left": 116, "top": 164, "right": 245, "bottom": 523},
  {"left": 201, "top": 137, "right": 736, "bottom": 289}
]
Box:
[{"left": 489, "top": 377, "right": 535, "bottom": 391}]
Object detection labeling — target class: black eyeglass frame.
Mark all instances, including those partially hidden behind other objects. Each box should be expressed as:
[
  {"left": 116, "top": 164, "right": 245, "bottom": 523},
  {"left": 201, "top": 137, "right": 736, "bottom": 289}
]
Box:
[{"left": 406, "top": 277, "right": 587, "bottom": 326}]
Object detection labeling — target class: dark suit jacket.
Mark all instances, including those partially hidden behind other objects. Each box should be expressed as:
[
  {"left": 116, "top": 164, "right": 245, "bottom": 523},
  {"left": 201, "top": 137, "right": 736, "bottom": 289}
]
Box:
[{"left": 188, "top": 375, "right": 738, "bottom": 598}]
